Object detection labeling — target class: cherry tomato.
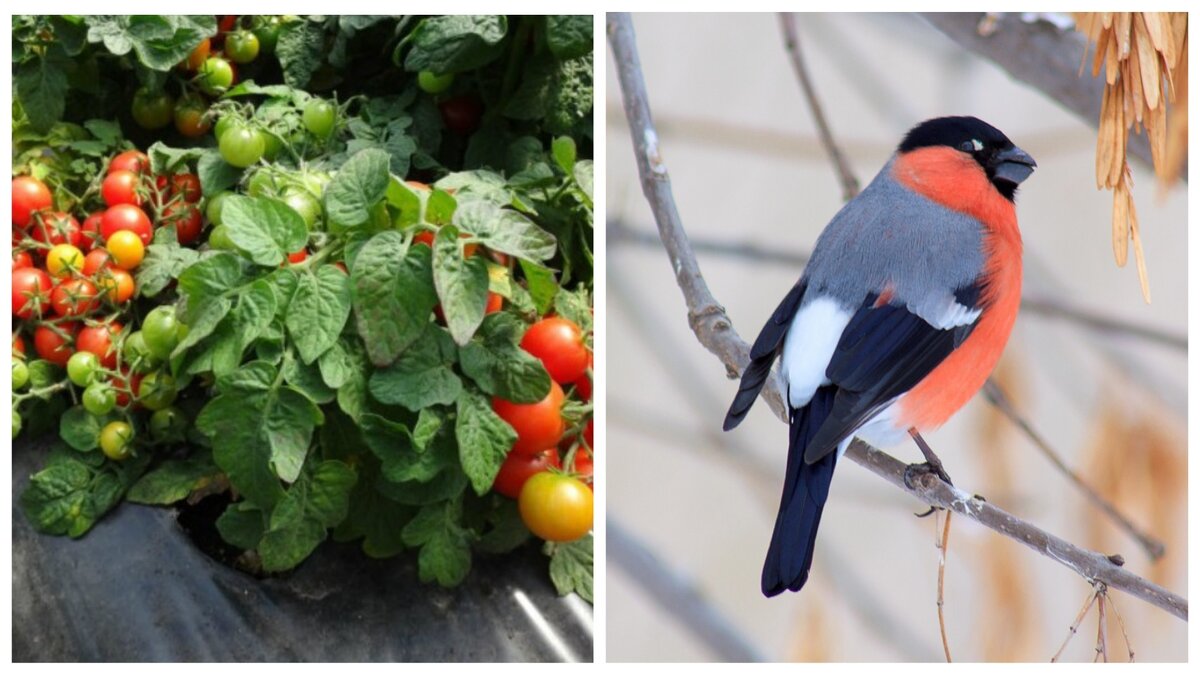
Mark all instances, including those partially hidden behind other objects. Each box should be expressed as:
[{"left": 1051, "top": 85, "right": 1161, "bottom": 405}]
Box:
[
  {"left": 12, "top": 412, "right": 21, "bottom": 439},
  {"left": 150, "top": 406, "right": 188, "bottom": 441},
  {"left": 66, "top": 350, "right": 100, "bottom": 387},
  {"left": 142, "top": 306, "right": 182, "bottom": 360},
  {"left": 418, "top": 71, "right": 455, "bottom": 94},
  {"left": 82, "top": 249, "right": 110, "bottom": 276},
  {"left": 439, "top": 95, "right": 482, "bottom": 135},
  {"left": 492, "top": 381, "right": 566, "bottom": 455},
  {"left": 174, "top": 97, "right": 213, "bottom": 138},
  {"left": 102, "top": 170, "right": 142, "bottom": 207},
  {"left": 162, "top": 202, "right": 204, "bottom": 245},
  {"left": 131, "top": 87, "right": 175, "bottom": 130},
  {"left": 13, "top": 250, "right": 33, "bottom": 271},
  {"left": 303, "top": 99, "right": 336, "bottom": 139},
  {"left": 518, "top": 473, "right": 593, "bottom": 542},
  {"left": 137, "top": 371, "right": 178, "bottom": 411},
  {"left": 106, "top": 230, "right": 145, "bottom": 270},
  {"left": 493, "top": 449, "right": 561, "bottom": 499},
  {"left": 34, "top": 322, "right": 77, "bottom": 367},
  {"left": 183, "top": 38, "right": 211, "bottom": 71},
  {"left": 101, "top": 204, "right": 153, "bottom": 245},
  {"left": 111, "top": 368, "right": 144, "bottom": 408},
  {"left": 287, "top": 249, "right": 308, "bottom": 264},
  {"left": 226, "top": 30, "right": 260, "bottom": 63},
  {"left": 281, "top": 190, "right": 321, "bottom": 228},
  {"left": 31, "top": 212, "right": 83, "bottom": 248},
  {"left": 205, "top": 191, "right": 233, "bottom": 226},
  {"left": 169, "top": 173, "right": 202, "bottom": 203},
  {"left": 573, "top": 357, "right": 593, "bottom": 401},
  {"left": 520, "top": 317, "right": 590, "bottom": 384},
  {"left": 197, "top": 56, "right": 235, "bottom": 96},
  {"left": 50, "top": 278, "right": 99, "bottom": 317},
  {"left": 122, "top": 330, "right": 160, "bottom": 371},
  {"left": 485, "top": 291, "right": 503, "bottom": 315},
  {"left": 218, "top": 15, "right": 238, "bottom": 33},
  {"left": 83, "top": 383, "right": 117, "bottom": 415},
  {"left": 97, "top": 268, "right": 135, "bottom": 304},
  {"left": 80, "top": 212, "right": 105, "bottom": 250},
  {"left": 414, "top": 229, "right": 478, "bottom": 256},
  {"left": 45, "top": 244, "right": 84, "bottom": 278},
  {"left": 109, "top": 150, "right": 150, "bottom": 176},
  {"left": 99, "top": 421, "right": 134, "bottom": 461},
  {"left": 251, "top": 16, "right": 281, "bottom": 55},
  {"left": 219, "top": 126, "right": 266, "bottom": 168},
  {"left": 12, "top": 267, "right": 52, "bottom": 319},
  {"left": 76, "top": 321, "right": 122, "bottom": 369},
  {"left": 13, "top": 360, "right": 30, "bottom": 390},
  {"left": 13, "top": 176, "right": 53, "bottom": 228},
  {"left": 14, "top": 335, "right": 27, "bottom": 358},
  {"left": 207, "top": 224, "right": 235, "bottom": 250}
]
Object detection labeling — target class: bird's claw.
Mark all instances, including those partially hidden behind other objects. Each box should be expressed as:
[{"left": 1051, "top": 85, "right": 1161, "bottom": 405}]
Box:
[{"left": 903, "top": 461, "right": 953, "bottom": 490}]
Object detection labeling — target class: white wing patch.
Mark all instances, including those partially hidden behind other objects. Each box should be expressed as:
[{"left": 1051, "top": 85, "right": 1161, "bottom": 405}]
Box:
[
  {"left": 920, "top": 295, "right": 982, "bottom": 330},
  {"left": 780, "top": 296, "right": 853, "bottom": 409}
]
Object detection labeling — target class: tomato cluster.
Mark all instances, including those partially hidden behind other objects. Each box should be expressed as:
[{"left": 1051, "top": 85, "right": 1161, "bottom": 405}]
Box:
[
  {"left": 490, "top": 315, "right": 594, "bottom": 543},
  {"left": 11, "top": 152, "right": 198, "bottom": 451}
]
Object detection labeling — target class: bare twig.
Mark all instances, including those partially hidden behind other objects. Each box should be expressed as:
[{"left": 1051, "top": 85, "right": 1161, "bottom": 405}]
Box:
[
  {"left": 1096, "top": 587, "right": 1109, "bottom": 663},
  {"left": 610, "top": 11, "right": 1188, "bottom": 623},
  {"left": 1108, "top": 592, "right": 1137, "bottom": 662},
  {"left": 936, "top": 511, "right": 953, "bottom": 662},
  {"left": 982, "top": 380, "right": 1167, "bottom": 559},
  {"left": 1052, "top": 587, "right": 1100, "bottom": 662},
  {"left": 778, "top": 13, "right": 861, "bottom": 200}
]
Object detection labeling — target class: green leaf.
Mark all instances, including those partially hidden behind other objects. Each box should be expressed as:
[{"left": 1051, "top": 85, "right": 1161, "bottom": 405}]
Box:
[
  {"left": 574, "top": 160, "right": 594, "bottom": 201},
  {"left": 259, "top": 460, "right": 357, "bottom": 572},
  {"left": 127, "top": 455, "right": 220, "bottom": 505},
  {"left": 475, "top": 499, "right": 532, "bottom": 554},
  {"left": 519, "top": 259, "right": 559, "bottom": 316},
  {"left": 551, "top": 135, "right": 577, "bottom": 174},
  {"left": 16, "top": 50, "right": 70, "bottom": 133},
  {"left": 276, "top": 19, "right": 325, "bottom": 88},
  {"left": 459, "top": 313, "right": 552, "bottom": 403},
  {"left": 351, "top": 232, "right": 437, "bottom": 366},
  {"left": 455, "top": 387, "right": 518, "bottom": 496},
  {"left": 454, "top": 199, "right": 557, "bottom": 261},
  {"left": 433, "top": 225, "right": 490, "bottom": 345},
  {"left": 216, "top": 502, "right": 267, "bottom": 550},
  {"left": 545, "top": 15, "right": 593, "bottom": 60},
  {"left": 59, "top": 406, "right": 102, "bottom": 452},
  {"left": 360, "top": 414, "right": 448, "bottom": 484},
  {"left": 368, "top": 325, "right": 462, "bottom": 411},
  {"left": 283, "top": 354, "right": 337, "bottom": 405},
  {"left": 287, "top": 265, "right": 352, "bottom": 364},
  {"left": 403, "top": 15, "right": 508, "bottom": 73},
  {"left": 426, "top": 189, "right": 457, "bottom": 226},
  {"left": 197, "top": 149, "right": 243, "bottom": 196},
  {"left": 317, "top": 338, "right": 355, "bottom": 389},
  {"left": 183, "top": 279, "right": 277, "bottom": 377},
  {"left": 20, "top": 457, "right": 95, "bottom": 538},
  {"left": 136, "top": 239, "right": 201, "bottom": 298},
  {"left": 413, "top": 407, "right": 445, "bottom": 450},
  {"left": 335, "top": 472, "right": 412, "bottom": 559},
  {"left": 548, "top": 534, "right": 593, "bottom": 602},
  {"left": 555, "top": 285, "right": 594, "bottom": 336},
  {"left": 177, "top": 252, "right": 246, "bottom": 319},
  {"left": 85, "top": 15, "right": 216, "bottom": 71},
  {"left": 325, "top": 148, "right": 391, "bottom": 228},
  {"left": 221, "top": 195, "right": 309, "bottom": 267},
  {"left": 402, "top": 500, "right": 472, "bottom": 587}
]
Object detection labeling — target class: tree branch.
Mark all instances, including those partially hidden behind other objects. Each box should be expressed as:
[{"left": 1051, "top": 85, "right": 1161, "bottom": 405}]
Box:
[{"left": 609, "top": 11, "right": 1187, "bottom": 624}]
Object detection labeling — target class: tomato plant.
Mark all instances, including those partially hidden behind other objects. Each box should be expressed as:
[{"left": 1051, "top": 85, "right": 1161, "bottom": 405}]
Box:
[
  {"left": 131, "top": 87, "right": 175, "bottom": 130},
  {"left": 302, "top": 99, "right": 336, "bottom": 139},
  {"left": 494, "top": 449, "right": 561, "bottom": 499}
]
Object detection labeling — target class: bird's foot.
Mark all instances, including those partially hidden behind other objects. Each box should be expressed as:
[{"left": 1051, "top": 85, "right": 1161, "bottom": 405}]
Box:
[{"left": 903, "top": 460, "right": 954, "bottom": 490}]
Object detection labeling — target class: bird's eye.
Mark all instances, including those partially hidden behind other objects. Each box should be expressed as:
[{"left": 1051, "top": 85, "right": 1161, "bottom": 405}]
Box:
[{"left": 959, "top": 139, "right": 981, "bottom": 153}]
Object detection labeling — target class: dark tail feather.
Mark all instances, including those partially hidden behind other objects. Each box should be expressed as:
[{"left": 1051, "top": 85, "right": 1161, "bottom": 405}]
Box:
[
  {"left": 722, "top": 355, "right": 775, "bottom": 431},
  {"left": 761, "top": 386, "right": 838, "bottom": 597},
  {"left": 723, "top": 281, "right": 808, "bottom": 431}
]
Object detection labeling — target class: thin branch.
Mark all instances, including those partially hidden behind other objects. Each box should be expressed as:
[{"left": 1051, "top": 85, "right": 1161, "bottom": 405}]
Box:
[
  {"left": 1108, "top": 592, "right": 1137, "bottom": 662},
  {"left": 609, "top": 519, "right": 766, "bottom": 662},
  {"left": 1019, "top": 295, "right": 1187, "bottom": 351},
  {"left": 610, "top": 11, "right": 1188, "bottom": 624},
  {"left": 1096, "top": 588, "right": 1109, "bottom": 663},
  {"left": 936, "top": 511, "right": 953, "bottom": 662},
  {"left": 778, "top": 13, "right": 860, "bottom": 201},
  {"left": 1052, "top": 586, "right": 1100, "bottom": 662},
  {"left": 982, "top": 380, "right": 1167, "bottom": 559}
]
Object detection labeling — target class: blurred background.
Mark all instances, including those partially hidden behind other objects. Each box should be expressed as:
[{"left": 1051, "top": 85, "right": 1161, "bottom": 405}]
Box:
[{"left": 605, "top": 13, "right": 1187, "bottom": 662}]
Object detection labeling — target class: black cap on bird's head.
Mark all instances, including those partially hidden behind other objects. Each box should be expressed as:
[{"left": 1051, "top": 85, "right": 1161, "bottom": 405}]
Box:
[{"left": 898, "top": 116, "right": 1037, "bottom": 201}]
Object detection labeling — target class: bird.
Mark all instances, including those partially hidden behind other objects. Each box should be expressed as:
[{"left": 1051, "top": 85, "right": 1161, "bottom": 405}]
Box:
[{"left": 722, "top": 116, "right": 1036, "bottom": 598}]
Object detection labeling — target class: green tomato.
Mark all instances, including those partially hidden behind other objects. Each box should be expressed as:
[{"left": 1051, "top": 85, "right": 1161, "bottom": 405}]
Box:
[
  {"left": 197, "top": 57, "right": 235, "bottom": 96},
  {"left": 302, "top": 99, "right": 336, "bottom": 139},
  {"left": 281, "top": 190, "right": 322, "bottom": 229},
  {"left": 142, "top": 306, "right": 183, "bottom": 360},
  {"left": 299, "top": 171, "right": 330, "bottom": 199},
  {"left": 138, "top": 371, "right": 178, "bottom": 411},
  {"left": 219, "top": 126, "right": 266, "bottom": 168},
  {"left": 66, "top": 351, "right": 100, "bottom": 387},
  {"left": 251, "top": 16, "right": 282, "bottom": 55},
  {"left": 246, "top": 168, "right": 281, "bottom": 197},
  {"left": 205, "top": 191, "right": 233, "bottom": 226},
  {"left": 261, "top": 131, "right": 283, "bottom": 160},
  {"left": 131, "top": 87, "right": 175, "bottom": 130},
  {"left": 99, "top": 420, "right": 133, "bottom": 461},
  {"left": 12, "top": 410, "right": 21, "bottom": 439},
  {"left": 149, "top": 406, "right": 188, "bottom": 442},
  {"left": 208, "top": 224, "right": 236, "bottom": 250},
  {"left": 82, "top": 383, "right": 117, "bottom": 416},
  {"left": 214, "top": 114, "right": 236, "bottom": 142},
  {"left": 225, "top": 30, "right": 260, "bottom": 64},
  {"left": 418, "top": 71, "right": 455, "bottom": 94},
  {"left": 122, "top": 331, "right": 161, "bottom": 371},
  {"left": 12, "top": 360, "right": 29, "bottom": 391}
]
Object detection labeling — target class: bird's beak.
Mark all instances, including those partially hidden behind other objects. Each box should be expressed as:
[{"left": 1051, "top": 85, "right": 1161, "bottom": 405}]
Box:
[{"left": 991, "top": 145, "right": 1037, "bottom": 185}]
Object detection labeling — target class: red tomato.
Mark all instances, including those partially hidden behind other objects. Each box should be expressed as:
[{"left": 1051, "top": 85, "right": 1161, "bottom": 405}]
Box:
[
  {"left": 573, "top": 450, "right": 593, "bottom": 488},
  {"left": 77, "top": 321, "right": 123, "bottom": 369},
  {"left": 439, "top": 95, "right": 483, "bottom": 135},
  {"left": 12, "top": 267, "right": 52, "bottom": 319},
  {"left": 109, "top": 150, "right": 150, "bottom": 175},
  {"left": 170, "top": 173, "right": 202, "bottom": 203},
  {"left": 34, "top": 322, "right": 78, "bottom": 367},
  {"left": 81, "top": 212, "right": 105, "bottom": 250},
  {"left": 184, "top": 38, "right": 211, "bottom": 71},
  {"left": 13, "top": 335, "right": 26, "bottom": 358},
  {"left": 413, "top": 229, "right": 479, "bottom": 256},
  {"left": 100, "top": 204, "right": 153, "bottom": 245},
  {"left": 102, "top": 170, "right": 143, "bottom": 207},
  {"left": 13, "top": 176, "right": 53, "bottom": 228},
  {"left": 50, "top": 279, "right": 99, "bottom": 317},
  {"left": 520, "top": 317, "right": 590, "bottom": 384},
  {"left": 13, "top": 250, "right": 33, "bottom": 271},
  {"left": 492, "top": 381, "right": 566, "bottom": 455},
  {"left": 30, "top": 212, "right": 83, "bottom": 248},
  {"left": 162, "top": 202, "right": 204, "bottom": 245},
  {"left": 97, "top": 268, "right": 135, "bottom": 304},
  {"left": 288, "top": 249, "right": 308, "bottom": 264},
  {"left": 485, "top": 292, "right": 503, "bottom": 315},
  {"left": 493, "top": 449, "right": 561, "bottom": 499},
  {"left": 572, "top": 353, "right": 593, "bottom": 400},
  {"left": 584, "top": 418, "right": 593, "bottom": 449},
  {"left": 82, "top": 249, "right": 111, "bottom": 276},
  {"left": 111, "top": 367, "right": 144, "bottom": 408}
]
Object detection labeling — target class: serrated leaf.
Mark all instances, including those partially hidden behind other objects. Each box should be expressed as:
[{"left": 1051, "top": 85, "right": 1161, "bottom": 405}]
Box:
[
  {"left": 453, "top": 199, "right": 557, "bottom": 261},
  {"left": 368, "top": 325, "right": 462, "bottom": 411},
  {"left": 221, "top": 195, "right": 309, "bottom": 267},
  {"left": 216, "top": 502, "right": 267, "bottom": 550},
  {"left": 276, "top": 19, "right": 325, "bottom": 88},
  {"left": 325, "top": 148, "right": 391, "bottom": 228},
  {"left": 259, "top": 460, "right": 357, "bottom": 572},
  {"left": 403, "top": 15, "right": 508, "bottom": 73},
  {"left": 545, "top": 15, "right": 592, "bottom": 60},
  {"left": 402, "top": 500, "right": 472, "bottom": 587},
  {"left": 287, "top": 265, "right": 352, "bottom": 364},
  {"left": 433, "top": 225, "right": 490, "bottom": 345},
  {"left": 455, "top": 387, "right": 518, "bottom": 495},
  {"left": 127, "top": 455, "right": 220, "bottom": 505},
  {"left": 351, "top": 231, "right": 437, "bottom": 366},
  {"left": 548, "top": 534, "right": 593, "bottom": 602},
  {"left": 459, "top": 313, "right": 551, "bottom": 403},
  {"left": 58, "top": 406, "right": 102, "bottom": 452}
]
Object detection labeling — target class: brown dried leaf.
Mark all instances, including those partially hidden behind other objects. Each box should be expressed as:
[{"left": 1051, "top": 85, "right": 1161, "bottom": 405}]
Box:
[
  {"left": 1135, "top": 16, "right": 1162, "bottom": 110},
  {"left": 1129, "top": 198, "right": 1151, "bottom": 303},
  {"left": 1140, "top": 12, "right": 1169, "bottom": 54},
  {"left": 1169, "top": 12, "right": 1188, "bottom": 69},
  {"left": 1149, "top": 98, "right": 1167, "bottom": 176},
  {"left": 1096, "top": 84, "right": 1117, "bottom": 187},
  {"left": 1106, "top": 31, "right": 1120, "bottom": 84},
  {"left": 1102, "top": 12, "right": 1114, "bottom": 29},
  {"left": 1162, "top": 39, "right": 1188, "bottom": 187},
  {"left": 1128, "top": 40, "right": 1145, "bottom": 123},
  {"left": 1111, "top": 181, "right": 1130, "bottom": 266},
  {"left": 1091, "top": 26, "right": 1110, "bottom": 78}
]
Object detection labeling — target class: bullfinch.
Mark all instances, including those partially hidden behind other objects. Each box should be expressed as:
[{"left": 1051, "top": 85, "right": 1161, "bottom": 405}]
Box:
[{"left": 723, "top": 116, "right": 1036, "bottom": 598}]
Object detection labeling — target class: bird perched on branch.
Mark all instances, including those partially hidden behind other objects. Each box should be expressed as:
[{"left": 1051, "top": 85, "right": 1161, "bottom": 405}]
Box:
[{"left": 723, "top": 116, "right": 1036, "bottom": 597}]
